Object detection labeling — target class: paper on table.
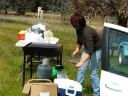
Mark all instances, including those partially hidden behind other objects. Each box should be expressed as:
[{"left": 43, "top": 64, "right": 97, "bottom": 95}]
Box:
[
  {"left": 49, "top": 37, "right": 59, "bottom": 44},
  {"left": 15, "top": 40, "right": 31, "bottom": 47}
]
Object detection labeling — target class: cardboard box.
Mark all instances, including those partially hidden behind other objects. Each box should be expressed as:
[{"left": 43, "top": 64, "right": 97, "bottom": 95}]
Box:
[{"left": 22, "top": 79, "right": 58, "bottom": 96}]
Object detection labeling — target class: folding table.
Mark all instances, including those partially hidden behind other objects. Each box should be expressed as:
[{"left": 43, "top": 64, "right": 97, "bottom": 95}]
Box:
[{"left": 22, "top": 43, "right": 63, "bottom": 86}]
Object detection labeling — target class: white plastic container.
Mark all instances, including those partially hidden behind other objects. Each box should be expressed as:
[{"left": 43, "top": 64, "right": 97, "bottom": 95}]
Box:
[{"left": 54, "top": 78, "right": 82, "bottom": 96}]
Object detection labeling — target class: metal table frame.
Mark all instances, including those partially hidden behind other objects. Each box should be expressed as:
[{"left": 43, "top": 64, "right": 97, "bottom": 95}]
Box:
[{"left": 22, "top": 43, "right": 63, "bottom": 86}]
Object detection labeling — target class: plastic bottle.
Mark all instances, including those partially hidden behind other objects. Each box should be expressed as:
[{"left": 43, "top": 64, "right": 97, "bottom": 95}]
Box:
[
  {"left": 55, "top": 65, "right": 68, "bottom": 79},
  {"left": 45, "top": 34, "right": 50, "bottom": 44},
  {"left": 37, "top": 58, "right": 52, "bottom": 80}
]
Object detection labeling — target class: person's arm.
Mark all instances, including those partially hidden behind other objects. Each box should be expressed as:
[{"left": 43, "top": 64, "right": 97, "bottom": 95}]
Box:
[
  {"left": 76, "top": 54, "right": 90, "bottom": 68},
  {"left": 76, "top": 35, "right": 93, "bottom": 68},
  {"left": 72, "top": 44, "right": 82, "bottom": 57},
  {"left": 72, "top": 30, "right": 83, "bottom": 57}
]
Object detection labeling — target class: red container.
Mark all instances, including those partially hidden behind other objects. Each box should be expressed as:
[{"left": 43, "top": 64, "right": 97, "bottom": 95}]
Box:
[{"left": 18, "top": 34, "right": 25, "bottom": 40}]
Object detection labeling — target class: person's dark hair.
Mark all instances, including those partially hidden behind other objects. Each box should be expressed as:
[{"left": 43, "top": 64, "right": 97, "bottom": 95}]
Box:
[{"left": 70, "top": 12, "right": 86, "bottom": 30}]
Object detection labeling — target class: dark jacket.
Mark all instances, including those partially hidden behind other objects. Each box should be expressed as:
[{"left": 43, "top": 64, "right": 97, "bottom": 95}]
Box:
[{"left": 76, "top": 25, "right": 102, "bottom": 56}]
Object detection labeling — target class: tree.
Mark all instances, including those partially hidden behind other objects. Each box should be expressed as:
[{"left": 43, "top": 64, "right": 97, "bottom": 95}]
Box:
[
  {"left": 30, "top": 0, "right": 41, "bottom": 13},
  {"left": 105, "top": 0, "right": 128, "bottom": 27},
  {"left": 0, "top": 0, "right": 10, "bottom": 14},
  {"left": 6, "top": 0, "right": 28, "bottom": 15},
  {"left": 15, "top": 0, "right": 26, "bottom": 15},
  {"left": 70, "top": 0, "right": 128, "bottom": 27},
  {"left": 47, "top": 0, "right": 73, "bottom": 24}
]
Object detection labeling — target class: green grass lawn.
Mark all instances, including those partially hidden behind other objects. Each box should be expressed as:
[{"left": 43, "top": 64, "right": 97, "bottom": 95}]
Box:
[{"left": 0, "top": 12, "right": 103, "bottom": 96}]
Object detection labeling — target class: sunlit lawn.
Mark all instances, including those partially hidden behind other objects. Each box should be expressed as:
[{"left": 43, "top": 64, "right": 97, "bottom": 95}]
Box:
[{"left": 0, "top": 12, "right": 103, "bottom": 96}]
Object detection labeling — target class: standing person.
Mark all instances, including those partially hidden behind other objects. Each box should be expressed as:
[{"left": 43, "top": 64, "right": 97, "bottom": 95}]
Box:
[{"left": 70, "top": 13, "right": 102, "bottom": 96}]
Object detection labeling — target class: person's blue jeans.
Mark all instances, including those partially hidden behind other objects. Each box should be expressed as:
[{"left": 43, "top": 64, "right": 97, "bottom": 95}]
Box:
[{"left": 77, "top": 48, "right": 102, "bottom": 96}]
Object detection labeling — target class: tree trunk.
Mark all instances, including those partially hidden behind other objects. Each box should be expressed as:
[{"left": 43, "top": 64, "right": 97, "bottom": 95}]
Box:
[
  {"left": 17, "top": 8, "right": 25, "bottom": 15},
  {"left": 4, "top": 10, "right": 7, "bottom": 14},
  {"left": 117, "top": 16, "right": 127, "bottom": 27}
]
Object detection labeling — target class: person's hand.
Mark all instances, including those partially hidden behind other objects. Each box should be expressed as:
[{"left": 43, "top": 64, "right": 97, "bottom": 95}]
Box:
[
  {"left": 76, "top": 62, "right": 84, "bottom": 68},
  {"left": 72, "top": 50, "right": 78, "bottom": 57}
]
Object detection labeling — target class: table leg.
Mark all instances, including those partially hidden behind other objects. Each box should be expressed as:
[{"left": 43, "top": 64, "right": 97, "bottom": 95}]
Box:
[
  {"left": 30, "top": 55, "right": 32, "bottom": 79},
  {"left": 60, "top": 54, "right": 62, "bottom": 65},
  {"left": 57, "top": 55, "right": 59, "bottom": 65},
  {"left": 22, "top": 54, "right": 26, "bottom": 87}
]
